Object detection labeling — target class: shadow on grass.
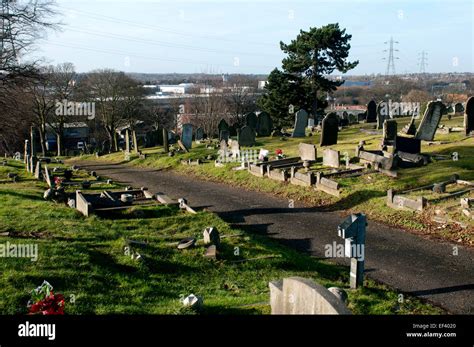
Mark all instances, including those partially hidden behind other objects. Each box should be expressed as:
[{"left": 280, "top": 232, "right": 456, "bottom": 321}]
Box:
[
  {"left": 319, "top": 189, "right": 386, "bottom": 212},
  {"left": 0, "top": 190, "right": 44, "bottom": 201}
]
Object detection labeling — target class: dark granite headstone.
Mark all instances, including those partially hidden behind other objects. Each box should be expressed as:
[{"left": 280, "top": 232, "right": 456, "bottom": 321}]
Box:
[
  {"left": 256, "top": 112, "right": 273, "bottom": 137},
  {"left": 454, "top": 102, "right": 465, "bottom": 114},
  {"left": 218, "top": 119, "right": 229, "bottom": 135},
  {"left": 320, "top": 113, "right": 339, "bottom": 146},
  {"left": 181, "top": 123, "right": 193, "bottom": 150},
  {"left": 395, "top": 136, "right": 421, "bottom": 154},
  {"left": 219, "top": 130, "right": 230, "bottom": 142},
  {"left": 464, "top": 97, "right": 474, "bottom": 135},
  {"left": 366, "top": 100, "right": 377, "bottom": 123},
  {"left": 383, "top": 119, "right": 398, "bottom": 145},
  {"left": 376, "top": 101, "right": 386, "bottom": 129},
  {"left": 238, "top": 126, "right": 256, "bottom": 146},
  {"left": 245, "top": 112, "right": 258, "bottom": 130},
  {"left": 195, "top": 127, "right": 204, "bottom": 141}
]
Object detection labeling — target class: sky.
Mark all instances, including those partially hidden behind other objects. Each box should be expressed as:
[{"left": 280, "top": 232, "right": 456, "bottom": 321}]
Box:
[{"left": 33, "top": 0, "right": 473, "bottom": 75}]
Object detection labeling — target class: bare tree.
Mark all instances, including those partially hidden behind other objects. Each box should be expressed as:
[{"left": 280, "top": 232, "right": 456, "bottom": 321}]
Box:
[
  {"left": 0, "top": 0, "right": 60, "bottom": 153},
  {"left": 79, "top": 69, "right": 145, "bottom": 153}
]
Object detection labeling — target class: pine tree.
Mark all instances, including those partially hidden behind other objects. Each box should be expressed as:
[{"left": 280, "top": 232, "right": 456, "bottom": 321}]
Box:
[{"left": 258, "top": 24, "right": 358, "bottom": 127}]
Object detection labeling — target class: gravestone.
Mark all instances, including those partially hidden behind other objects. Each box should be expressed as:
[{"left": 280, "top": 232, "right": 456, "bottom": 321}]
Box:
[
  {"left": 218, "top": 119, "right": 229, "bottom": 135},
  {"left": 181, "top": 123, "right": 193, "bottom": 150},
  {"left": 376, "top": 101, "right": 386, "bottom": 130},
  {"left": 298, "top": 143, "right": 316, "bottom": 161},
  {"left": 256, "top": 112, "right": 273, "bottom": 137},
  {"left": 396, "top": 136, "right": 421, "bottom": 154},
  {"left": 454, "top": 102, "right": 465, "bottom": 114},
  {"left": 415, "top": 101, "right": 446, "bottom": 141},
  {"left": 269, "top": 277, "right": 351, "bottom": 315},
  {"left": 291, "top": 110, "right": 308, "bottom": 137},
  {"left": 307, "top": 118, "right": 315, "bottom": 128},
  {"left": 195, "top": 127, "right": 204, "bottom": 141},
  {"left": 228, "top": 124, "right": 237, "bottom": 137},
  {"left": 245, "top": 112, "right": 258, "bottom": 130},
  {"left": 238, "top": 126, "right": 256, "bottom": 146},
  {"left": 337, "top": 213, "right": 366, "bottom": 289},
  {"left": 163, "top": 128, "right": 169, "bottom": 153},
  {"left": 219, "top": 130, "right": 230, "bottom": 142},
  {"left": 464, "top": 97, "right": 474, "bottom": 135},
  {"left": 323, "top": 148, "right": 340, "bottom": 168},
  {"left": 383, "top": 119, "right": 398, "bottom": 145},
  {"left": 230, "top": 140, "right": 240, "bottom": 160},
  {"left": 366, "top": 100, "right": 377, "bottom": 123},
  {"left": 357, "top": 112, "right": 366, "bottom": 122},
  {"left": 320, "top": 113, "right": 339, "bottom": 146}
]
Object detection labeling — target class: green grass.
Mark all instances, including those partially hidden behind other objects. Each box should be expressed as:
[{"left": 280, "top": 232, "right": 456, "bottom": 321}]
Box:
[
  {"left": 77, "top": 115, "right": 474, "bottom": 245},
  {"left": 0, "top": 160, "right": 443, "bottom": 314}
]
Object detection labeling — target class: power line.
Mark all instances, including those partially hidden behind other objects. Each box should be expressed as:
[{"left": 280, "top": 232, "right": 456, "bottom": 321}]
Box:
[
  {"left": 64, "top": 26, "right": 282, "bottom": 59},
  {"left": 382, "top": 37, "right": 399, "bottom": 75},
  {"left": 42, "top": 41, "right": 276, "bottom": 71},
  {"left": 59, "top": 6, "right": 277, "bottom": 48}
]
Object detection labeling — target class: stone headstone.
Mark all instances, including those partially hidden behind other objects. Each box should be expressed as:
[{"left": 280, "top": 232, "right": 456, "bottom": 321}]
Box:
[
  {"left": 219, "top": 129, "right": 230, "bottom": 142},
  {"left": 383, "top": 119, "right": 398, "bottom": 145},
  {"left": 230, "top": 140, "right": 240, "bottom": 159},
  {"left": 269, "top": 277, "right": 351, "bottom": 315},
  {"left": 320, "top": 113, "right": 339, "bottom": 146},
  {"left": 395, "top": 136, "right": 421, "bottom": 154},
  {"left": 376, "top": 101, "right": 386, "bottom": 129},
  {"left": 203, "top": 227, "right": 220, "bottom": 247},
  {"left": 292, "top": 110, "right": 308, "bottom": 137},
  {"left": 245, "top": 112, "right": 258, "bottom": 130},
  {"left": 307, "top": 118, "right": 315, "bottom": 128},
  {"left": 415, "top": 101, "right": 446, "bottom": 141},
  {"left": 323, "top": 148, "right": 340, "bottom": 168},
  {"left": 256, "top": 112, "right": 273, "bottom": 137},
  {"left": 366, "top": 100, "right": 377, "bottom": 123},
  {"left": 298, "top": 143, "right": 316, "bottom": 161},
  {"left": 238, "top": 126, "right": 256, "bottom": 146},
  {"left": 181, "top": 123, "right": 193, "bottom": 150},
  {"left": 218, "top": 119, "right": 229, "bottom": 135},
  {"left": 464, "top": 97, "right": 474, "bottom": 135},
  {"left": 195, "top": 127, "right": 204, "bottom": 141},
  {"left": 454, "top": 102, "right": 465, "bottom": 114}
]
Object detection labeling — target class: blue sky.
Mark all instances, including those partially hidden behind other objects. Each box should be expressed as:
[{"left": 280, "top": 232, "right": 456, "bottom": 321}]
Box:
[{"left": 34, "top": 0, "right": 473, "bottom": 75}]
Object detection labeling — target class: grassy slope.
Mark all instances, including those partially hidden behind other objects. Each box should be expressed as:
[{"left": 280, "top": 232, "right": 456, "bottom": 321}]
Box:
[
  {"left": 76, "top": 115, "right": 474, "bottom": 246},
  {"left": 0, "top": 160, "right": 443, "bottom": 314}
]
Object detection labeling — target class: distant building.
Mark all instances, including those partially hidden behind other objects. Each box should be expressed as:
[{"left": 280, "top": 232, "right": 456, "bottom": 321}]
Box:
[
  {"left": 258, "top": 81, "right": 268, "bottom": 90},
  {"left": 159, "top": 83, "right": 194, "bottom": 94}
]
